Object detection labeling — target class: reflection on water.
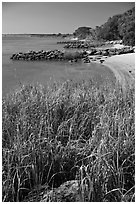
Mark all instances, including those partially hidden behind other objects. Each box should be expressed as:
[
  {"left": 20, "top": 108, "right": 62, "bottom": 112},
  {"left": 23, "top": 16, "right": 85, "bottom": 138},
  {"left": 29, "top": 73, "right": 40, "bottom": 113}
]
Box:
[{"left": 2, "top": 35, "right": 115, "bottom": 96}]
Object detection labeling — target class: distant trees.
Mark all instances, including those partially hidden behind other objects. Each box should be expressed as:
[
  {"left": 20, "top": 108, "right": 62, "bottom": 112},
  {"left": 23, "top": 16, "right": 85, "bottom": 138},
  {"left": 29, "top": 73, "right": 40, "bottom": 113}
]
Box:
[
  {"left": 73, "top": 27, "right": 92, "bottom": 39},
  {"left": 96, "top": 15, "right": 122, "bottom": 41},
  {"left": 96, "top": 7, "right": 135, "bottom": 46},
  {"left": 118, "top": 7, "right": 135, "bottom": 46},
  {"left": 73, "top": 7, "right": 135, "bottom": 46}
]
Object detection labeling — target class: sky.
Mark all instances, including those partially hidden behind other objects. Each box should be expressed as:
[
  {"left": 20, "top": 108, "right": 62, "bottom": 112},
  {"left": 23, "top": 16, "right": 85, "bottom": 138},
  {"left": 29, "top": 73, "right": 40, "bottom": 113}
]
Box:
[{"left": 2, "top": 1, "right": 135, "bottom": 34}]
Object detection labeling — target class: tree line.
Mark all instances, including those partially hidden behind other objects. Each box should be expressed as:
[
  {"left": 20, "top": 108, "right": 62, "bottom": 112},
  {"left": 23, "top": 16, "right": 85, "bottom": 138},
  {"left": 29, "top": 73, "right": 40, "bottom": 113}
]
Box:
[{"left": 73, "top": 7, "right": 135, "bottom": 46}]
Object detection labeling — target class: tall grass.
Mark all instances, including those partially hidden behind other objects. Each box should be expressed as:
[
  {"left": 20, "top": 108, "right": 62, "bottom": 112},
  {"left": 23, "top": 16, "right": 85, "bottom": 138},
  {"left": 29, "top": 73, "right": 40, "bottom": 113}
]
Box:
[{"left": 2, "top": 79, "right": 135, "bottom": 202}]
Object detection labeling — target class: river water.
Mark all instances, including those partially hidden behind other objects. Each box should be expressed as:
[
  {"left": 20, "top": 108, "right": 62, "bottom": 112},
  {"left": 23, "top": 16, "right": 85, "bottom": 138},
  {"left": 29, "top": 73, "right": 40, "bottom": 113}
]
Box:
[{"left": 2, "top": 35, "right": 115, "bottom": 96}]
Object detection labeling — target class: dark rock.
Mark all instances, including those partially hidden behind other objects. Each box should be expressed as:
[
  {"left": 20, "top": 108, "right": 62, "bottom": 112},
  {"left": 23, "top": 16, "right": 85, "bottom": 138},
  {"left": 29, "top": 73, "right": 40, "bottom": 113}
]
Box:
[
  {"left": 42, "top": 180, "right": 81, "bottom": 202},
  {"left": 83, "top": 57, "right": 90, "bottom": 63},
  {"left": 100, "top": 59, "right": 105, "bottom": 63}
]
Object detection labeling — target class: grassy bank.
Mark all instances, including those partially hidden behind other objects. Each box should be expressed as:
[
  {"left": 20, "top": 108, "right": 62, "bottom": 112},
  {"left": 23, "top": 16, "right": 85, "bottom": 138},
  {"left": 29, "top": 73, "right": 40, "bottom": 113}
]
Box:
[{"left": 2, "top": 79, "right": 135, "bottom": 202}]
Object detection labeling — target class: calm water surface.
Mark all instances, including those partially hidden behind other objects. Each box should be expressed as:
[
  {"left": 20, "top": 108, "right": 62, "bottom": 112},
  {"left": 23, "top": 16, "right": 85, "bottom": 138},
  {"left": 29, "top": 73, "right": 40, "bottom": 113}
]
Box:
[{"left": 2, "top": 35, "right": 115, "bottom": 96}]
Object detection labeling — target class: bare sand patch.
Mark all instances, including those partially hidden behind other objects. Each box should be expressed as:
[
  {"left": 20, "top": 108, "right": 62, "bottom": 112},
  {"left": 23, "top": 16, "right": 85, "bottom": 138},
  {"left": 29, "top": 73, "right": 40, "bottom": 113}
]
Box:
[{"left": 103, "top": 53, "right": 135, "bottom": 89}]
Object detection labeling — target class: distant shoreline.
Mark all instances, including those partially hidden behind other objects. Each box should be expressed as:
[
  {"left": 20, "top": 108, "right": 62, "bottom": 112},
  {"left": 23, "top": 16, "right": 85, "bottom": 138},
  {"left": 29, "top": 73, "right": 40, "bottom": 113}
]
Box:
[{"left": 2, "top": 33, "right": 72, "bottom": 38}]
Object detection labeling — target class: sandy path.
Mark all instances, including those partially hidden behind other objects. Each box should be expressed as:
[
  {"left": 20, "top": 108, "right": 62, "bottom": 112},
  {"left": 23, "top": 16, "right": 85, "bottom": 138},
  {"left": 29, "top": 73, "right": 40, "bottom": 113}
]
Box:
[{"left": 103, "top": 53, "right": 135, "bottom": 89}]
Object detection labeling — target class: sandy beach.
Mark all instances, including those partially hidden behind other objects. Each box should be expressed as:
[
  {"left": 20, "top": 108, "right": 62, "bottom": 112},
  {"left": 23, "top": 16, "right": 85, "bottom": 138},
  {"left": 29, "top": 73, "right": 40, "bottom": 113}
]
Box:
[{"left": 103, "top": 53, "right": 135, "bottom": 89}]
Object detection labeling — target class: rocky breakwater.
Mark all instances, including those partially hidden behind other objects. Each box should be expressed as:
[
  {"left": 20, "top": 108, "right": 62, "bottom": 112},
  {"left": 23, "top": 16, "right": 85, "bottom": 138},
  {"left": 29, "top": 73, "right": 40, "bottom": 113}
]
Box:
[
  {"left": 57, "top": 40, "right": 78, "bottom": 44},
  {"left": 57, "top": 40, "right": 97, "bottom": 49},
  {"left": 10, "top": 49, "right": 88, "bottom": 62},
  {"left": 64, "top": 42, "right": 93, "bottom": 49},
  {"left": 10, "top": 46, "right": 134, "bottom": 64},
  {"left": 10, "top": 50, "right": 65, "bottom": 61}
]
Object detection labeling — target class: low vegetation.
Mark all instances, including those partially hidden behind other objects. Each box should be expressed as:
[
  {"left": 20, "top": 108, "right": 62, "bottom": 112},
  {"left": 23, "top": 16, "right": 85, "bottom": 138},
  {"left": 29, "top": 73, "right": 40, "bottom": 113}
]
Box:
[{"left": 2, "top": 79, "right": 135, "bottom": 202}]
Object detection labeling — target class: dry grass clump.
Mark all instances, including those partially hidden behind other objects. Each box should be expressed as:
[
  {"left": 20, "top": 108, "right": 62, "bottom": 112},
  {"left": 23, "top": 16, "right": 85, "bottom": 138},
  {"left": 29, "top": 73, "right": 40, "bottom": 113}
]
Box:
[{"left": 2, "top": 80, "right": 134, "bottom": 202}]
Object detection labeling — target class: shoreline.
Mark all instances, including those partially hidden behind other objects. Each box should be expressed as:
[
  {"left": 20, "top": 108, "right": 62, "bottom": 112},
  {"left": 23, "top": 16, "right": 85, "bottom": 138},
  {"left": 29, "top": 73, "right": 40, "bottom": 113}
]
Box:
[{"left": 103, "top": 53, "right": 135, "bottom": 89}]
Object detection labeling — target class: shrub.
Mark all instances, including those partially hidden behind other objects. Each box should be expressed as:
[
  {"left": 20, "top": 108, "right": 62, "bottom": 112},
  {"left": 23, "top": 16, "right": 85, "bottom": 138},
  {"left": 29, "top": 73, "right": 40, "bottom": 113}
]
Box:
[{"left": 63, "top": 51, "right": 83, "bottom": 60}]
